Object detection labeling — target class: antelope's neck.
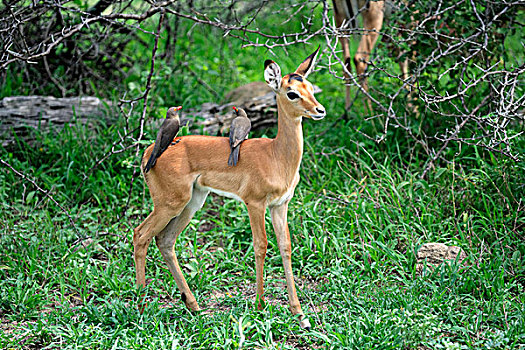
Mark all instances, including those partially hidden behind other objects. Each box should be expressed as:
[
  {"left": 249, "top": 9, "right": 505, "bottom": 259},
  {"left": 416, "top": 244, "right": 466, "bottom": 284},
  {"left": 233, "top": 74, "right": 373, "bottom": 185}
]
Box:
[{"left": 272, "top": 96, "right": 304, "bottom": 181}]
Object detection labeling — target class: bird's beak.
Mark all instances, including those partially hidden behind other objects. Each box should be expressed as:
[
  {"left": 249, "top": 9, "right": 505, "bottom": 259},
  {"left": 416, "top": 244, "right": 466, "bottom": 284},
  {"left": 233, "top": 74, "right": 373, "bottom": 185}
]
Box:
[
  {"left": 233, "top": 106, "right": 238, "bottom": 113},
  {"left": 175, "top": 106, "right": 183, "bottom": 111}
]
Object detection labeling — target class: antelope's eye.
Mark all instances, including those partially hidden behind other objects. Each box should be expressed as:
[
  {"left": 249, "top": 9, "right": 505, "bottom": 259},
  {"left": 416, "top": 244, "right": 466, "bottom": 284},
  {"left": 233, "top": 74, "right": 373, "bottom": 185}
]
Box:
[{"left": 286, "top": 91, "right": 300, "bottom": 100}]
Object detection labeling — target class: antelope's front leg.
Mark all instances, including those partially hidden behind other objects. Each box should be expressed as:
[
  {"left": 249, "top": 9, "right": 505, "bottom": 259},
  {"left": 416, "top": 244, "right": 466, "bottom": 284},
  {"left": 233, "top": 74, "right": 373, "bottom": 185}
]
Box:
[
  {"left": 246, "top": 202, "right": 268, "bottom": 310},
  {"left": 270, "top": 203, "right": 311, "bottom": 329}
]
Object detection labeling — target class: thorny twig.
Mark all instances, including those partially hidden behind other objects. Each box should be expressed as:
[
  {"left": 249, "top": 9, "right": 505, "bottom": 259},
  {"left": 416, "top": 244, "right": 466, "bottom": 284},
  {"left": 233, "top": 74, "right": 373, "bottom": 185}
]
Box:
[
  {"left": 1, "top": 0, "right": 523, "bottom": 227},
  {"left": 0, "top": 158, "right": 81, "bottom": 237}
]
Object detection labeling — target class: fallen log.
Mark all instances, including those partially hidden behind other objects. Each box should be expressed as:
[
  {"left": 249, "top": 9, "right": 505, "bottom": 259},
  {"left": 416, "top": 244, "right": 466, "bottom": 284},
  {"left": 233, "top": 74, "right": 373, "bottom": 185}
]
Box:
[
  {"left": 0, "top": 82, "right": 321, "bottom": 146},
  {"left": 0, "top": 95, "right": 112, "bottom": 147}
]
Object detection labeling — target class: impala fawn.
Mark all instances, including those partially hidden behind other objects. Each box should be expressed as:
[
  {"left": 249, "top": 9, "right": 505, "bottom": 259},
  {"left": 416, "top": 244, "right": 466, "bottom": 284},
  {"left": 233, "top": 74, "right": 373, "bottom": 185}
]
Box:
[{"left": 133, "top": 48, "right": 325, "bottom": 329}]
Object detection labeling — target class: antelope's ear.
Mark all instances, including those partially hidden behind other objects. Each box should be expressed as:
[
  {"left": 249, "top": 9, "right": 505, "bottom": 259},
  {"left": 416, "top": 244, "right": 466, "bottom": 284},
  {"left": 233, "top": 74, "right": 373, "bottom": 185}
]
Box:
[
  {"left": 295, "top": 46, "right": 320, "bottom": 78},
  {"left": 264, "top": 60, "right": 282, "bottom": 92}
]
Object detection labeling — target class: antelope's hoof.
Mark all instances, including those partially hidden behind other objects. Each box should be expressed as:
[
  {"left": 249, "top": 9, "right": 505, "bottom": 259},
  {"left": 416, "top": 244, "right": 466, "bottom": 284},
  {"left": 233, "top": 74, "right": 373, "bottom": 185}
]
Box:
[
  {"left": 299, "top": 316, "right": 311, "bottom": 330},
  {"left": 181, "top": 292, "right": 200, "bottom": 312},
  {"left": 185, "top": 300, "right": 201, "bottom": 313},
  {"left": 188, "top": 304, "right": 201, "bottom": 313},
  {"left": 256, "top": 298, "right": 266, "bottom": 310},
  {"left": 138, "top": 293, "right": 148, "bottom": 314}
]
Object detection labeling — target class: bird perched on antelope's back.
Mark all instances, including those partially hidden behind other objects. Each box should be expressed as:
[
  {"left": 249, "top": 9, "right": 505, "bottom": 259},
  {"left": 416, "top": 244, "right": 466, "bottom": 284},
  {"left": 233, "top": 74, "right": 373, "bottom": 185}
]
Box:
[
  {"left": 228, "top": 106, "right": 252, "bottom": 166},
  {"left": 144, "top": 106, "right": 182, "bottom": 173}
]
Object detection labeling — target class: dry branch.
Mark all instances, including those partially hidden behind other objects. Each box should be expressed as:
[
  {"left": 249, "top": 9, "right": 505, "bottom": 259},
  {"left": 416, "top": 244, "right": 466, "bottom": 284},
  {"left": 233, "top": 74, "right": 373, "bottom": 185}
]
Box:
[{"left": 1, "top": 0, "right": 523, "bottom": 169}]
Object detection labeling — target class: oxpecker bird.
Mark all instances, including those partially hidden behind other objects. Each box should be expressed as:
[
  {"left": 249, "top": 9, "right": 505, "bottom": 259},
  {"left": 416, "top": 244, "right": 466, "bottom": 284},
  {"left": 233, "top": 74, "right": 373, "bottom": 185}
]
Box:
[
  {"left": 144, "top": 106, "right": 182, "bottom": 173},
  {"left": 228, "top": 106, "right": 252, "bottom": 166}
]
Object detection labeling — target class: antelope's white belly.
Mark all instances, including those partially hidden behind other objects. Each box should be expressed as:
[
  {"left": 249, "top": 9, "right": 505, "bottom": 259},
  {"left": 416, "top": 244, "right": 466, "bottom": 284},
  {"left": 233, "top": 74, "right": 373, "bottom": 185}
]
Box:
[
  {"left": 268, "top": 185, "right": 296, "bottom": 207},
  {"left": 195, "top": 184, "right": 243, "bottom": 202},
  {"left": 194, "top": 172, "right": 299, "bottom": 207}
]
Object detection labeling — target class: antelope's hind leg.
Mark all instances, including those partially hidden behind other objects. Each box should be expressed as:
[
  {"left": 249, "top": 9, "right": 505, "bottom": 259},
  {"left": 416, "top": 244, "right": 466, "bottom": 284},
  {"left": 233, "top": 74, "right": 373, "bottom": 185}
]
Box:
[
  {"left": 134, "top": 207, "right": 180, "bottom": 288},
  {"left": 155, "top": 187, "right": 209, "bottom": 311},
  {"left": 133, "top": 179, "right": 197, "bottom": 310},
  {"left": 133, "top": 206, "right": 181, "bottom": 313},
  {"left": 333, "top": 1, "right": 353, "bottom": 111}
]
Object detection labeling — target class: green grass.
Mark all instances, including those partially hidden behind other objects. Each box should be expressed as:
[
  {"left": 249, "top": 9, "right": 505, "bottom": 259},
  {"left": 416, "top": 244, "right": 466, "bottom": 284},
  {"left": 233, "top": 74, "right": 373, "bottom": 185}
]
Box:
[
  {"left": 1, "top": 113, "right": 523, "bottom": 349},
  {"left": 1, "top": 7, "right": 524, "bottom": 350}
]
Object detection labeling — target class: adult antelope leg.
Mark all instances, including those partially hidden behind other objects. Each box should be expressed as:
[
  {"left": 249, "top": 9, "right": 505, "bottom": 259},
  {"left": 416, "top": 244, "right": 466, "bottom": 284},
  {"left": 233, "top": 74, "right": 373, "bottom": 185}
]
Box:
[
  {"left": 133, "top": 207, "right": 179, "bottom": 313},
  {"left": 155, "top": 187, "right": 209, "bottom": 311},
  {"left": 332, "top": 0, "right": 355, "bottom": 110},
  {"left": 246, "top": 202, "right": 268, "bottom": 310},
  {"left": 354, "top": 0, "right": 385, "bottom": 112},
  {"left": 270, "top": 202, "right": 311, "bottom": 329},
  {"left": 333, "top": 15, "right": 353, "bottom": 110}
]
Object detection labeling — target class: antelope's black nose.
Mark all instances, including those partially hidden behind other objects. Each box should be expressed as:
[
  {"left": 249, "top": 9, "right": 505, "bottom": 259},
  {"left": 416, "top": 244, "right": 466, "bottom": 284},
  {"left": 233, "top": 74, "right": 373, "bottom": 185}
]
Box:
[{"left": 315, "top": 107, "right": 325, "bottom": 115}]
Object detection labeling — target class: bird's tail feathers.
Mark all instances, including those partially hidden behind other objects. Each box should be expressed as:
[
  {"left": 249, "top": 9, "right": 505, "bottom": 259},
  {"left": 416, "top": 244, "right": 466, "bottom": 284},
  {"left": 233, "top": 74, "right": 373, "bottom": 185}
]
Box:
[
  {"left": 228, "top": 147, "right": 240, "bottom": 166},
  {"left": 143, "top": 154, "right": 157, "bottom": 173}
]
